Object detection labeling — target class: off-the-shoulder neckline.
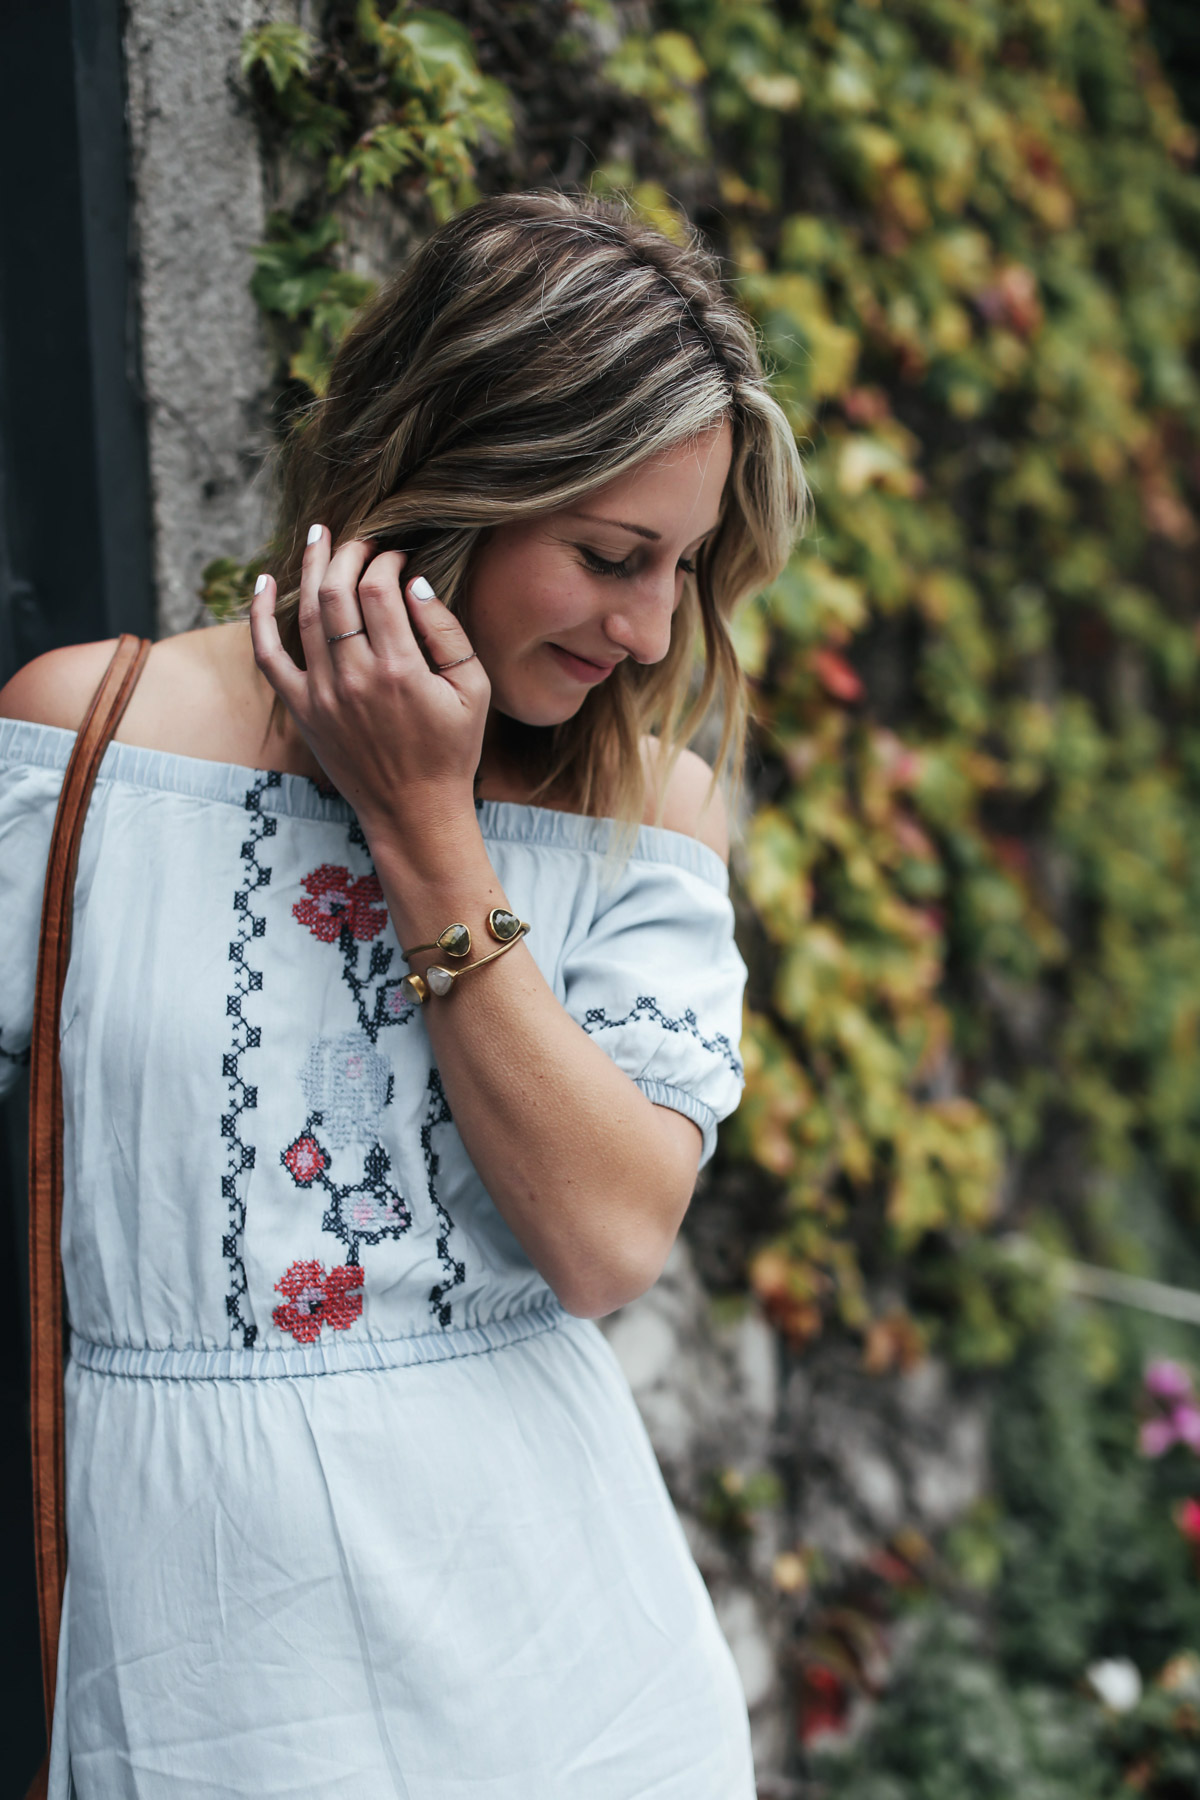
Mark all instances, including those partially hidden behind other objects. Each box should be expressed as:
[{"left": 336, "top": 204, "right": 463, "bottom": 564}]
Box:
[{"left": 0, "top": 716, "right": 730, "bottom": 890}]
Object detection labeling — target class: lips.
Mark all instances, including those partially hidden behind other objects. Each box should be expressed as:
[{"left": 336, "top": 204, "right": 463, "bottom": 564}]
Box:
[{"left": 548, "top": 645, "right": 622, "bottom": 684}]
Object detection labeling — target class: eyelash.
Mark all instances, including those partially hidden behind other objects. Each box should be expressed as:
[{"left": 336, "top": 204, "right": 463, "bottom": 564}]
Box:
[{"left": 578, "top": 547, "right": 698, "bottom": 580}]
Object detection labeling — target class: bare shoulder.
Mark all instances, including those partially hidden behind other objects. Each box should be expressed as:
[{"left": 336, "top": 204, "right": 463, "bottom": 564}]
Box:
[
  {"left": 0, "top": 624, "right": 275, "bottom": 766},
  {"left": 0, "top": 639, "right": 122, "bottom": 731},
  {"left": 641, "top": 738, "right": 730, "bottom": 863}
]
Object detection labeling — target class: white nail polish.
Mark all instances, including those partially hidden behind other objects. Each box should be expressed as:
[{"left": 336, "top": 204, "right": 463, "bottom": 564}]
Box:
[
  {"left": 410, "top": 576, "right": 435, "bottom": 601},
  {"left": 253, "top": 574, "right": 268, "bottom": 596},
  {"left": 306, "top": 523, "right": 323, "bottom": 546}
]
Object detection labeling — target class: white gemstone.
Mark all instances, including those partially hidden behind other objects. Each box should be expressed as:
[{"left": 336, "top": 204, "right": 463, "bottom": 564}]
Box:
[
  {"left": 399, "top": 974, "right": 426, "bottom": 1006},
  {"left": 427, "top": 965, "right": 455, "bottom": 997}
]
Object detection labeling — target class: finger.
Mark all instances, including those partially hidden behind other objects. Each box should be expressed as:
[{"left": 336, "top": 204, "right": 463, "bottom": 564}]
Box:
[
  {"left": 317, "top": 536, "right": 377, "bottom": 659},
  {"left": 405, "top": 576, "right": 483, "bottom": 684},
  {"left": 249, "top": 575, "right": 308, "bottom": 713},
  {"left": 296, "top": 524, "right": 337, "bottom": 680},
  {"left": 356, "top": 549, "right": 418, "bottom": 662}
]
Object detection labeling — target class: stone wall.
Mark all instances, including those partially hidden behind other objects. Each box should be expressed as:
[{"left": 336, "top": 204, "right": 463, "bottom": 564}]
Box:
[
  {"left": 599, "top": 1232, "right": 988, "bottom": 1792},
  {"left": 124, "top": 0, "right": 277, "bottom": 635}
]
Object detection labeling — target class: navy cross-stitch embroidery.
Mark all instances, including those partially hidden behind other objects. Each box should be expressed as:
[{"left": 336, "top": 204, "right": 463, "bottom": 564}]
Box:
[
  {"left": 0, "top": 1029, "right": 30, "bottom": 1075},
  {"left": 220, "top": 771, "right": 281, "bottom": 1348},
  {"left": 422, "top": 1069, "right": 464, "bottom": 1328},
  {"left": 280, "top": 1031, "right": 413, "bottom": 1259},
  {"left": 581, "top": 995, "right": 744, "bottom": 1079}
]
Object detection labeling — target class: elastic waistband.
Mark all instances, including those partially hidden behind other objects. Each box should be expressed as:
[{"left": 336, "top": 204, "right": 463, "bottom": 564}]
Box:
[{"left": 68, "top": 1300, "right": 568, "bottom": 1382}]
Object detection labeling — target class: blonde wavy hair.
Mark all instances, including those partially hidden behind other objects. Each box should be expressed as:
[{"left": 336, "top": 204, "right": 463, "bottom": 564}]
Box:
[{"left": 263, "top": 190, "right": 808, "bottom": 823}]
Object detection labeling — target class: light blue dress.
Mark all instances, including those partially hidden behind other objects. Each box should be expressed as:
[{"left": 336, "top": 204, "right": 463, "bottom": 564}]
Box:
[{"left": 0, "top": 718, "right": 756, "bottom": 1800}]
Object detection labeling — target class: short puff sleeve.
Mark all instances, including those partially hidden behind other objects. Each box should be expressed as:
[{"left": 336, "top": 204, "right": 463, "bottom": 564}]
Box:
[{"left": 562, "top": 844, "right": 746, "bottom": 1166}]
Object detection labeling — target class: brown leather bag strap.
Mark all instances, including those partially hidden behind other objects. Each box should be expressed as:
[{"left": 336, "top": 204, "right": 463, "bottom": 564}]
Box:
[{"left": 28, "top": 633, "right": 152, "bottom": 1754}]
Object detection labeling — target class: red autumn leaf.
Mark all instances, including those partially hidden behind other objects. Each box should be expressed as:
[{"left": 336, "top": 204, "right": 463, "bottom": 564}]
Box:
[
  {"left": 799, "top": 1665, "right": 849, "bottom": 1743},
  {"left": 810, "top": 648, "right": 864, "bottom": 703}
]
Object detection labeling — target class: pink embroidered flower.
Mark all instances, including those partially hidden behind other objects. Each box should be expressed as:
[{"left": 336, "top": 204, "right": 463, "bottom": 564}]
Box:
[
  {"left": 293, "top": 865, "right": 388, "bottom": 943},
  {"left": 273, "top": 1259, "right": 364, "bottom": 1344},
  {"left": 282, "top": 1133, "right": 328, "bottom": 1186}
]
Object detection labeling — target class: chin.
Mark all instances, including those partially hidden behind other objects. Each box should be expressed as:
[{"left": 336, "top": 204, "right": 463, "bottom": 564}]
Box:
[{"left": 493, "top": 688, "right": 588, "bottom": 730}]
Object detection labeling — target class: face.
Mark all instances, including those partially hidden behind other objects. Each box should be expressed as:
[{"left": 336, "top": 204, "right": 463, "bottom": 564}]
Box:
[{"left": 461, "top": 422, "right": 733, "bottom": 728}]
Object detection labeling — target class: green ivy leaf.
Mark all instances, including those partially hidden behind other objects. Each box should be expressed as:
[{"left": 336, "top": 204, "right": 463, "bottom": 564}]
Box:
[{"left": 240, "top": 23, "right": 313, "bottom": 96}]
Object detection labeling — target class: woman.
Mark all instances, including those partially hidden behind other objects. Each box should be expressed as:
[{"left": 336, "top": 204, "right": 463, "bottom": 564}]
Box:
[{"left": 0, "top": 192, "right": 805, "bottom": 1797}]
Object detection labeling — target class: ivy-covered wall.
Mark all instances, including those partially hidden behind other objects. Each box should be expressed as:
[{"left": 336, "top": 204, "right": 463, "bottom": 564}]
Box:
[
  {"left": 178, "top": 1, "right": 1200, "bottom": 1789},
  {"left": 227, "top": 0, "right": 1200, "bottom": 1338}
]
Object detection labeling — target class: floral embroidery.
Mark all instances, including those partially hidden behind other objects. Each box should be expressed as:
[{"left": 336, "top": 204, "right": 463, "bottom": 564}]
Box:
[
  {"left": 279, "top": 844, "right": 424, "bottom": 1292},
  {"left": 221, "top": 772, "right": 281, "bottom": 1348},
  {"left": 300, "top": 1031, "right": 392, "bottom": 1150},
  {"left": 273, "top": 1258, "right": 364, "bottom": 1344},
  {"left": 581, "top": 994, "right": 743, "bottom": 1079},
  {"left": 294, "top": 864, "right": 388, "bottom": 944},
  {"left": 422, "top": 1069, "right": 464, "bottom": 1328},
  {"left": 293, "top": 858, "right": 414, "bottom": 1043},
  {"left": 282, "top": 1132, "right": 329, "bottom": 1186},
  {"left": 282, "top": 1026, "right": 412, "bottom": 1253},
  {"left": 281, "top": 1094, "right": 412, "bottom": 1253}
]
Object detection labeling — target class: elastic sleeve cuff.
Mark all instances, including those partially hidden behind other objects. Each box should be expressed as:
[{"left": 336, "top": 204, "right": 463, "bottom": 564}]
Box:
[{"left": 636, "top": 1078, "right": 718, "bottom": 1168}]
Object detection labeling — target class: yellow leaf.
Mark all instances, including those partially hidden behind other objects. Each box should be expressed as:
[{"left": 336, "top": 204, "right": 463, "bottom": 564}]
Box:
[{"left": 743, "top": 71, "right": 804, "bottom": 112}]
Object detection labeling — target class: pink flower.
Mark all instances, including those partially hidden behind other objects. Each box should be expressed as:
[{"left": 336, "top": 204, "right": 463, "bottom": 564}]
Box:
[
  {"left": 1175, "top": 1403, "right": 1200, "bottom": 1453},
  {"left": 293, "top": 865, "right": 388, "bottom": 944},
  {"left": 273, "top": 1259, "right": 364, "bottom": 1344},
  {"left": 1145, "top": 1359, "right": 1193, "bottom": 1403},
  {"left": 1141, "top": 1416, "right": 1179, "bottom": 1458}
]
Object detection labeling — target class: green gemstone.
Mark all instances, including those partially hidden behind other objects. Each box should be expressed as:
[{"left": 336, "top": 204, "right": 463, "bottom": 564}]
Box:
[
  {"left": 437, "top": 922, "right": 472, "bottom": 958},
  {"left": 489, "top": 908, "right": 521, "bottom": 942}
]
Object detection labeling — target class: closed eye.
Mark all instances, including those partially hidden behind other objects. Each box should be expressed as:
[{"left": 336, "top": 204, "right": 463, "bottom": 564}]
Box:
[
  {"left": 578, "top": 546, "right": 699, "bottom": 580},
  {"left": 579, "top": 546, "right": 635, "bottom": 579}
]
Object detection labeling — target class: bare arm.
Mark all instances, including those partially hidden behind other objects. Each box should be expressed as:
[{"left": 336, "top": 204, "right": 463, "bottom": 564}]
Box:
[{"left": 251, "top": 535, "right": 727, "bottom": 1319}]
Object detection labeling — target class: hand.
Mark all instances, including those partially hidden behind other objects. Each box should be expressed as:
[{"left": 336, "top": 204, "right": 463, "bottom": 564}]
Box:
[{"left": 250, "top": 529, "right": 490, "bottom": 854}]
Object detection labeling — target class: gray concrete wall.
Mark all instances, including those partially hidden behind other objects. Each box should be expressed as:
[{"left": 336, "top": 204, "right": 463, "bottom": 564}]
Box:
[{"left": 124, "top": 0, "right": 278, "bottom": 635}]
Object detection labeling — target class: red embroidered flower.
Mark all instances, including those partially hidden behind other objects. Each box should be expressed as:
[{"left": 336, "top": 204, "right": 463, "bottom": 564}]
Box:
[
  {"left": 282, "top": 1133, "right": 328, "bottom": 1186},
  {"left": 273, "top": 1259, "right": 364, "bottom": 1344},
  {"left": 293, "top": 865, "right": 388, "bottom": 943}
]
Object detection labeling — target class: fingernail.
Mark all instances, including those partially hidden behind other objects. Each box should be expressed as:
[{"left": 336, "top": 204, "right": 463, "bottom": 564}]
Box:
[
  {"left": 253, "top": 574, "right": 268, "bottom": 596},
  {"left": 306, "top": 523, "right": 323, "bottom": 547},
  {"left": 410, "top": 576, "right": 435, "bottom": 601}
]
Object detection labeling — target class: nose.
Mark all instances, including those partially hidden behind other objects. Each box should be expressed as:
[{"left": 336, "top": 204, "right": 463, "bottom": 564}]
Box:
[{"left": 602, "top": 571, "right": 679, "bottom": 667}]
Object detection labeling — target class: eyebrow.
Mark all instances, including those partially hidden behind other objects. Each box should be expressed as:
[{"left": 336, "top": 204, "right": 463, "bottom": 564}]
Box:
[{"left": 568, "top": 511, "right": 661, "bottom": 542}]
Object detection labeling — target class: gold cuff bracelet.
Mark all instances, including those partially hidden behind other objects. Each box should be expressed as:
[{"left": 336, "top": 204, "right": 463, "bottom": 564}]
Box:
[{"left": 400, "top": 908, "right": 529, "bottom": 1005}]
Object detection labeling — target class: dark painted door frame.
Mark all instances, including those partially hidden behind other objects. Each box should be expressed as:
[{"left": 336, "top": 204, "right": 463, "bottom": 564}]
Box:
[{"left": 0, "top": 0, "right": 154, "bottom": 1788}]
